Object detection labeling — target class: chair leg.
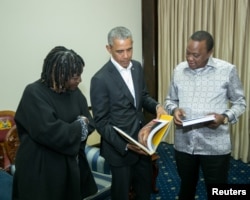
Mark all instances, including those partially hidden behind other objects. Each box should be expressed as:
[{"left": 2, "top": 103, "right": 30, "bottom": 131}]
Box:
[{"left": 152, "top": 159, "right": 159, "bottom": 193}]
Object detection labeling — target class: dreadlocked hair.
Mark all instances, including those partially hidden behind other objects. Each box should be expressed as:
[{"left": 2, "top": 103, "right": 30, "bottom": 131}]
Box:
[{"left": 41, "top": 46, "right": 84, "bottom": 92}]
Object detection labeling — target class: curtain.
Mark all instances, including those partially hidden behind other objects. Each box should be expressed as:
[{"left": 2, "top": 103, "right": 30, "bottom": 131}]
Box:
[{"left": 158, "top": 0, "right": 250, "bottom": 163}]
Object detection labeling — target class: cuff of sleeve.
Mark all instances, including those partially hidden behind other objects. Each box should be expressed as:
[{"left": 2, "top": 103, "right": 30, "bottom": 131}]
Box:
[
  {"left": 171, "top": 107, "right": 178, "bottom": 115},
  {"left": 223, "top": 111, "right": 233, "bottom": 123},
  {"left": 156, "top": 104, "right": 161, "bottom": 110}
]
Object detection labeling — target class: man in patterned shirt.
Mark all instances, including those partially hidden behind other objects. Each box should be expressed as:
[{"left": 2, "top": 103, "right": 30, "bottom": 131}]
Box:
[{"left": 165, "top": 30, "right": 246, "bottom": 200}]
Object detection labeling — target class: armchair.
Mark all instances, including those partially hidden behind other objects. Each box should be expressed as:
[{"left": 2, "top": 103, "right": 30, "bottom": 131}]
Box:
[
  {"left": 0, "top": 110, "right": 15, "bottom": 171},
  {"left": 84, "top": 144, "right": 112, "bottom": 200},
  {"left": 1, "top": 123, "right": 112, "bottom": 200}
]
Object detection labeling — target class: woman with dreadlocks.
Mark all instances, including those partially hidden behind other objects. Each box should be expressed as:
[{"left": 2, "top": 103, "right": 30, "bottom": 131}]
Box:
[{"left": 12, "top": 46, "right": 97, "bottom": 200}]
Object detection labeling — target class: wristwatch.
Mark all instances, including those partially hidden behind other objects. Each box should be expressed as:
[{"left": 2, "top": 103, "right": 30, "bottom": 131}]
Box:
[{"left": 222, "top": 114, "right": 229, "bottom": 124}]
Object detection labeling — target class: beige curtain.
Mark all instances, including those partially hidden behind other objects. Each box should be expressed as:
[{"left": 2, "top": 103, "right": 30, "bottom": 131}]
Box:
[{"left": 158, "top": 0, "right": 250, "bottom": 163}]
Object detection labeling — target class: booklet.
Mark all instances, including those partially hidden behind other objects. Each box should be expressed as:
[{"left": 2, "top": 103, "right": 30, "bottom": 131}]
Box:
[
  {"left": 113, "top": 114, "right": 173, "bottom": 155},
  {"left": 182, "top": 114, "right": 215, "bottom": 127}
]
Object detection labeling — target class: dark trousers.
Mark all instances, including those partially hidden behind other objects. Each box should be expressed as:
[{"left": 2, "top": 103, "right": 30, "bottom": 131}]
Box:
[
  {"left": 110, "top": 155, "right": 152, "bottom": 200},
  {"left": 175, "top": 150, "right": 230, "bottom": 200}
]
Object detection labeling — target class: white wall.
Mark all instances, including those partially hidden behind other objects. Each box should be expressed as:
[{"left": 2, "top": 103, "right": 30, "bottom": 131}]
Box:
[{"left": 0, "top": 0, "right": 142, "bottom": 110}]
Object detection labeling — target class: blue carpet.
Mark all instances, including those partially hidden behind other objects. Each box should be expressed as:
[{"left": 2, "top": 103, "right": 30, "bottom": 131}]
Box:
[
  {"left": 151, "top": 142, "right": 250, "bottom": 200},
  {"left": 2, "top": 143, "right": 249, "bottom": 200}
]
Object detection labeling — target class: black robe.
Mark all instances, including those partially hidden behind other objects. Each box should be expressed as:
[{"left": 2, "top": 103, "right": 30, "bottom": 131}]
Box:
[{"left": 12, "top": 80, "right": 97, "bottom": 200}]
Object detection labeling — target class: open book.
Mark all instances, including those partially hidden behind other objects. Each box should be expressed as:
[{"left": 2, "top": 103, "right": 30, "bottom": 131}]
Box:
[
  {"left": 113, "top": 115, "right": 173, "bottom": 155},
  {"left": 182, "top": 114, "right": 215, "bottom": 127}
]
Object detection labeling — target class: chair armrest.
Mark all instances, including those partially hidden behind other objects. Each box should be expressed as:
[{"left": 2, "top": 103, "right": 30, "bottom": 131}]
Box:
[{"left": 85, "top": 145, "right": 111, "bottom": 175}]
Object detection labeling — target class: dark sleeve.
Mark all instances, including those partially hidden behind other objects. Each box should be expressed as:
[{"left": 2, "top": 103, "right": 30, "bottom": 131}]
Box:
[
  {"left": 141, "top": 82, "right": 158, "bottom": 114},
  {"left": 15, "top": 84, "right": 81, "bottom": 156},
  {"left": 90, "top": 75, "right": 128, "bottom": 155},
  {"left": 136, "top": 62, "right": 158, "bottom": 114},
  {"left": 77, "top": 90, "right": 95, "bottom": 134}
]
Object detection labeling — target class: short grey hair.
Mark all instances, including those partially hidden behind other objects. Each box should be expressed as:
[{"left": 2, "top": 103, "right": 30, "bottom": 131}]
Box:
[{"left": 107, "top": 26, "right": 133, "bottom": 46}]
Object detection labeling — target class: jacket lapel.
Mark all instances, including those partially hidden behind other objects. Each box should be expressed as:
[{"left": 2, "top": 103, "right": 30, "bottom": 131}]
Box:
[
  {"left": 131, "top": 65, "right": 139, "bottom": 109},
  {"left": 108, "top": 62, "right": 135, "bottom": 107}
]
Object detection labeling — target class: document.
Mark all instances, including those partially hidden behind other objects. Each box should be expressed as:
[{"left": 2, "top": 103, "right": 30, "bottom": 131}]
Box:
[{"left": 182, "top": 114, "right": 215, "bottom": 127}]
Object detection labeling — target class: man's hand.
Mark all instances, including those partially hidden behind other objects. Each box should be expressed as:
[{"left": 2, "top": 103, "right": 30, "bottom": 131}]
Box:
[
  {"left": 207, "top": 113, "right": 226, "bottom": 129},
  {"left": 173, "top": 108, "right": 186, "bottom": 126},
  {"left": 156, "top": 104, "right": 168, "bottom": 119},
  {"left": 138, "top": 124, "right": 152, "bottom": 146},
  {"left": 126, "top": 143, "right": 148, "bottom": 155}
]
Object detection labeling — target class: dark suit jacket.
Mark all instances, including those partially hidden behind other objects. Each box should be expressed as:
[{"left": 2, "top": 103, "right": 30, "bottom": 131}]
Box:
[{"left": 90, "top": 60, "right": 158, "bottom": 166}]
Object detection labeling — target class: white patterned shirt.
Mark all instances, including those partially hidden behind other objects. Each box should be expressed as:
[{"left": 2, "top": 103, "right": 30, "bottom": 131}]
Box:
[{"left": 164, "top": 57, "right": 246, "bottom": 155}]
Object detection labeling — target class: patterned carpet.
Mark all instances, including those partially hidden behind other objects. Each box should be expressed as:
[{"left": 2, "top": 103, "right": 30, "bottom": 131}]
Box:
[
  {"left": 1, "top": 142, "right": 249, "bottom": 200},
  {"left": 150, "top": 142, "right": 250, "bottom": 200}
]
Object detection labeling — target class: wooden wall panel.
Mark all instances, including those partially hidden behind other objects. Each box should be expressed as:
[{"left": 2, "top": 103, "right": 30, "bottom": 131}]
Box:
[{"left": 141, "top": 0, "right": 158, "bottom": 122}]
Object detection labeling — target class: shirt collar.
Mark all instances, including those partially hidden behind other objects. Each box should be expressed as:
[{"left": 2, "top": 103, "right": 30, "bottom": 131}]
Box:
[
  {"left": 206, "top": 57, "right": 216, "bottom": 68},
  {"left": 111, "top": 56, "right": 132, "bottom": 72},
  {"left": 185, "top": 56, "right": 216, "bottom": 72}
]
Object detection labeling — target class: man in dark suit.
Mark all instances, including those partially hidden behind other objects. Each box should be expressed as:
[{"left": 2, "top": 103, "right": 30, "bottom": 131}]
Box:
[{"left": 90, "top": 26, "right": 166, "bottom": 200}]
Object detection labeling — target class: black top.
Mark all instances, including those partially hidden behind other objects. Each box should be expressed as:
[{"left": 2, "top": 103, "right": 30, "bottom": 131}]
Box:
[{"left": 13, "top": 80, "right": 97, "bottom": 200}]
